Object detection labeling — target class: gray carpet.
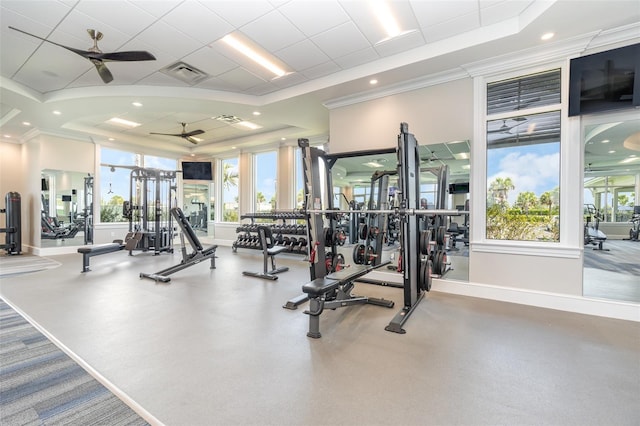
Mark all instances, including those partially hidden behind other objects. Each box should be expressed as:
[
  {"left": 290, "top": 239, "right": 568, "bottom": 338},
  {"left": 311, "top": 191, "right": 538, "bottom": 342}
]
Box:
[
  {"left": 0, "top": 299, "right": 150, "bottom": 426},
  {"left": 0, "top": 255, "right": 61, "bottom": 278}
]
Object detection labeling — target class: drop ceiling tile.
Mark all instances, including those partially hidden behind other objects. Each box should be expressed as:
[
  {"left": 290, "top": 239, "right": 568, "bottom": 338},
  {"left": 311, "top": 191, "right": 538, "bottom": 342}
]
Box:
[
  {"left": 200, "top": 0, "right": 274, "bottom": 28},
  {"left": 53, "top": 9, "right": 130, "bottom": 49},
  {"left": 136, "top": 71, "right": 192, "bottom": 87},
  {"left": 271, "top": 71, "right": 308, "bottom": 88},
  {"left": 311, "top": 21, "right": 371, "bottom": 59},
  {"left": 182, "top": 47, "right": 237, "bottom": 77},
  {"left": 217, "top": 67, "right": 267, "bottom": 91},
  {"left": 422, "top": 12, "right": 481, "bottom": 43},
  {"left": 73, "top": 1, "right": 158, "bottom": 36},
  {"left": 333, "top": 47, "right": 379, "bottom": 70},
  {"left": 411, "top": 0, "right": 478, "bottom": 28},
  {"left": 128, "top": 0, "right": 182, "bottom": 18},
  {"left": 161, "top": 2, "right": 233, "bottom": 44},
  {"left": 136, "top": 20, "right": 202, "bottom": 58},
  {"left": 246, "top": 81, "right": 281, "bottom": 96},
  {"left": 480, "top": 0, "right": 533, "bottom": 26},
  {"left": 0, "top": 1, "right": 72, "bottom": 28},
  {"left": 193, "top": 76, "right": 236, "bottom": 91},
  {"left": 240, "top": 10, "right": 306, "bottom": 52},
  {"left": 279, "top": 0, "right": 350, "bottom": 37},
  {"left": 275, "top": 39, "right": 330, "bottom": 71},
  {"left": 301, "top": 60, "right": 341, "bottom": 79},
  {"left": 374, "top": 30, "right": 426, "bottom": 58}
]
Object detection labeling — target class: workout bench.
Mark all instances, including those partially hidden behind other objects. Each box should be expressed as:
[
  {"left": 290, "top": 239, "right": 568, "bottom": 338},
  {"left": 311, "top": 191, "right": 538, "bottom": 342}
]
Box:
[
  {"left": 140, "top": 207, "right": 217, "bottom": 282},
  {"left": 77, "top": 232, "right": 141, "bottom": 272},
  {"left": 302, "top": 263, "right": 394, "bottom": 338},
  {"left": 242, "top": 225, "right": 289, "bottom": 280}
]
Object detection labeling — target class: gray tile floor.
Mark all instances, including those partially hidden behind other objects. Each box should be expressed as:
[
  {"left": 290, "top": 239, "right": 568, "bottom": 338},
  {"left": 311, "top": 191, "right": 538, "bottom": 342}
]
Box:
[{"left": 0, "top": 246, "right": 638, "bottom": 425}]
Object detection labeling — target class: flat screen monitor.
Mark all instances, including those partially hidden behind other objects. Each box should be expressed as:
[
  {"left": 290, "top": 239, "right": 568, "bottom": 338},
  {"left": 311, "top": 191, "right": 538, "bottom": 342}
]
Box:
[
  {"left": 449, "top": 182, "right": 469, "bottom": 194},
  {"left": 182, "top": 161, "right": 213, "bottom": 181},
  {"left": 41, "top": 178, "right": 49, "bottom": 191},
  {"left": 61, "top": 195, "right": 72, "bottom": 202},
  {"left": 568, "top": 43, "right": 640, "bottom": 116}
]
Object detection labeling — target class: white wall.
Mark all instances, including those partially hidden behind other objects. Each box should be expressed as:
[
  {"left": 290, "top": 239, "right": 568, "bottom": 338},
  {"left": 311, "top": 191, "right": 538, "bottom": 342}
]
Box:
[{"left": 329, "top": 79, "right": 473, "bottom": 153}]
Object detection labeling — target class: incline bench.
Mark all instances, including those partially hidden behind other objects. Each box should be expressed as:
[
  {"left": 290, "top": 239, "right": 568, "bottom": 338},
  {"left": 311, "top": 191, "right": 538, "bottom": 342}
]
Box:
[
  {"left": 78, "top": 232, "right": 142, "bottom": 272},
  {"left": 140, "top": 207, "right": 217, "bottom": 283},
  {"left": 302, "top": 263, "right": 394, "bottom": 338}
]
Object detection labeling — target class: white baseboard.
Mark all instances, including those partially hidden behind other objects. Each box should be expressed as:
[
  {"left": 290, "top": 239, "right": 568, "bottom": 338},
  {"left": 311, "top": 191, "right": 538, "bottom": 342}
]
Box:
[{"left": 432, "top": 279, "right": 640, "bottom": 322}]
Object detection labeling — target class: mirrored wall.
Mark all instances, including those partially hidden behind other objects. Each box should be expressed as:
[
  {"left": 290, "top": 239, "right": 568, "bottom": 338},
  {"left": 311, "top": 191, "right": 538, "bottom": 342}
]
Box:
[
  {"left": 582, "top": 113, "right": 640, "bottom": 303},
  {"left": 41, "top": 169, "right": 93, "bottom": 247},
  {"left": 329, "top": 140, "right": 470, "bottom": 282},
  {"left": 182, "top": 183, "right": 213, "bottom": 237}
]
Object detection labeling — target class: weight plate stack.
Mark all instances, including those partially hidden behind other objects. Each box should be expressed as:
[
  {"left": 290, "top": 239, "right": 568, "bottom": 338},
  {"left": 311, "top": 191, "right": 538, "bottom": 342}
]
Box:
[{"left": 352, "top": 244, "right": 366, "bottom": 264}]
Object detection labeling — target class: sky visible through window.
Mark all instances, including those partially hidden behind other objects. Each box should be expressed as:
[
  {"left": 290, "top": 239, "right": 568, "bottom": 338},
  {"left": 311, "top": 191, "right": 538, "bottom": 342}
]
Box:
[{"left": 487, "top": 142, "right": 560, "bottom": 205}]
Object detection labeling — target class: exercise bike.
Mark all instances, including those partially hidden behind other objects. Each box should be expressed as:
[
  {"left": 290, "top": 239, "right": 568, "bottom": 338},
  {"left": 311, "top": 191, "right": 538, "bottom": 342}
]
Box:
[{"left": 584, "top": 204, "right": 608, "bottom": 251}]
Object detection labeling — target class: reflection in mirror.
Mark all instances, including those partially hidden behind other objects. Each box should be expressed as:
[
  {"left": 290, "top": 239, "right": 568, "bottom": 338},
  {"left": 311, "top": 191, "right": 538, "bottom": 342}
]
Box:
[
  {"left": 583, "top": 116, "right": 640, "bottom": 303},
  {"left": 329, "top": 141, "right": 470, "bottom": 282},
  {"left": 41, "top": 170, "right": 92, "bottom": 247},
  {"left": 183, "top": 183, "right": 211, "bottom": 237}
]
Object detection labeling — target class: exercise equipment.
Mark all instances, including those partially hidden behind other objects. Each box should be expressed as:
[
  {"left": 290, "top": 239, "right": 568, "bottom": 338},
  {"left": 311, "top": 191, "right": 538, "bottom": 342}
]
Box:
[
  {"left": 288, "top": 123, "right": 457, "bottom": 336},
  {"left": 625, "top": 206, "right": 640, "bottom": 241},
  {"left": 77, "top": 232, "right": 142, "bottom": 272},
  {"left": 242, "top": 225, "right": 289, "bottom": 280},
  {"left": 140, "top": 208, "right": 217, "bottom": 282},
  {"left": 0, "top": 192, "right": 21, "bottom": 255},
  {"left": 584, "top": 204, "right": 608, "bottom": 251},
  {"left": 302, "top": 264, "right": 394, "bottom": 338},
  {"left": 83, "top": 175, "right": 94, "bottom": 244},
  {"left": 126, "top": 167, "right": 176, "bottom": 255}
]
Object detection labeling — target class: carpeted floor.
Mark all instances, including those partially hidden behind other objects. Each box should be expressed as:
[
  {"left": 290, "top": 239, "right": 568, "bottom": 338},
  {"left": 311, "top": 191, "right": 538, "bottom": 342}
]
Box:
[
  {"left": 0, "top": 299, "right": 150, "bottom": 426},
  {"left": 0, "top": 255, "right": 61, "bottom": 278}
]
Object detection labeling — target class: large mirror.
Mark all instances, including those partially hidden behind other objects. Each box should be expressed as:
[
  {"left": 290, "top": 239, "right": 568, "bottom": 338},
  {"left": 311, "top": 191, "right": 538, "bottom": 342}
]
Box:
[
  {"left": 182, "top": 183, "right": 213, "bottom": 237},
  {"left": 41, "top": 169, "right": 93, "bottom": 247},
  {"left": 583, "top": 114, "right": 640, "bottom": 303},
  {"left": 329, "top": 140, "right": 470, "bottom": 282}
]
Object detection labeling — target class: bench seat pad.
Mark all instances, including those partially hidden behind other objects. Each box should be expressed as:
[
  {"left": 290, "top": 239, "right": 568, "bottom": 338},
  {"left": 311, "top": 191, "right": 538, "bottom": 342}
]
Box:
[
  {"left": 77, "top": 243, "right": 123, "bottom": 255},
  {"left": 302, "top": 277, "right": 340, "bottom": 297}
]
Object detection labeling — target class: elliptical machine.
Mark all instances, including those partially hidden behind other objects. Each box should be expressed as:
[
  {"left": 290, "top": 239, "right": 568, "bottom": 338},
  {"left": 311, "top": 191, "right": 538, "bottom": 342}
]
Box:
[{"left": 584, "top": 204, "right": 608, "bottom": 251}]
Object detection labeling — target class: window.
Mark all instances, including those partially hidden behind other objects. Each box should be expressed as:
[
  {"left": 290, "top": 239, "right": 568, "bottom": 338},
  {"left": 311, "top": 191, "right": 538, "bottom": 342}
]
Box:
[
  {"left": 144, "top": 154, "right": 176, "bottom": 171},
  {"left": 485, "top": 69, "right": 561, "bottom": 242},
  {"left": 254, "top": 151, "right": 277, "bottom": 213},
  {"left": 221, "top": 157, "right": 239, "bottom": 222},
  {"left": 100, "top": 148, "right": 139, "bottom": 223}
]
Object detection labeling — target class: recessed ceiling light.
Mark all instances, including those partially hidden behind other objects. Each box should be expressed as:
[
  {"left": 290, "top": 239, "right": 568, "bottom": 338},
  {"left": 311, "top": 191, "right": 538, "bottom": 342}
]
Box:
[
  {"left": 372, "top": 1, "right": 401, "bottom": 38},
  {"left": 108, "top": 138, "right": 115, "bottom": 141},
  {"left": 52, "top": 110, "right": 61, "bottom": 115},
  {"left": 601, "top": 139, "right": 610, "bottom": 143},
  {"left": 4, "top": 134, "right": 11, "bottom": 138},
  {"left": 190, "top": 153, "right": 196, "bottom": 157},
  {"left": 132, "top": 102, "right": 143, "bottom": 107},
  {"left": 22, "top": 121, "right": 31, "bottom": 126},
  {"left": 107, "top": 117, "right": 141, "bottom": 128},
  {"left": 541, "top": 32, "right": 554, "bottom": 41},
  {"left": 236, "top": 121, "right": 261, "bottom": 130},
  {"left": 608, "top": 150, "right": 616, "bottom": 154},
  {"left": 281, "top": 137, "right": 286, "bottom": 141},
  {"left": 231, "top": 146, "right": 237, "bottom": 150},
  {"left": 370, "top": 79, "right": 378, "bottom": 85},
  {"left": 252, "top": 111, "right": 261, "bottom": 116}
]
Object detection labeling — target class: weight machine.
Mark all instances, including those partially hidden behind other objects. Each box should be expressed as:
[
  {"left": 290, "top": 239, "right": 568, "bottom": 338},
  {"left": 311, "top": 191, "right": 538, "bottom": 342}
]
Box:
[
  {"left": 1, "top": 192, "right": 21, "bottom": 255},
  {"left": 124, "top": 167, "right": 177, "bottom": 255},
  {"left": 288, "top": 123, "right": 457, "bottom": 337}
]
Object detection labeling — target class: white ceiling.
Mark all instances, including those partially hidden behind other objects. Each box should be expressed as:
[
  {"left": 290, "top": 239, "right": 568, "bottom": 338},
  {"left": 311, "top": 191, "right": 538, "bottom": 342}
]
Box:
[{"left": 1, "top": 0, "right": 639, "bottom": 162}]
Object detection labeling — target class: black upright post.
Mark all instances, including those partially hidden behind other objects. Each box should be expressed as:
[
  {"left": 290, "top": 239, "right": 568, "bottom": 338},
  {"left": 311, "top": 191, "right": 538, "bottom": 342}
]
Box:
[{"left": 3, "top": 192, "right": 22, "bottom": 255}]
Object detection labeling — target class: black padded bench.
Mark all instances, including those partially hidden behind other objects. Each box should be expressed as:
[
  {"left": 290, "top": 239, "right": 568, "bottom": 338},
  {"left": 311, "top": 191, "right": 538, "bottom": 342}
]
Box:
[
  {"left": 301, "top": 263, "right": 394, "bottom": 338},
  {"left": 78, "top": 243, "right": 124, "bottom": 272}
]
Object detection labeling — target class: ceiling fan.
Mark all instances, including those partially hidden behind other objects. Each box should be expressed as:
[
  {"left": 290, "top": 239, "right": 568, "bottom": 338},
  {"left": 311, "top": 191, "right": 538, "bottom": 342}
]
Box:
[
  {"left": 150, "top": 123, "right": 205, "bottom": 145},
  {"left": 9, "top": 26, "right": 155, "bottom": 84},
  {"left": 488, "top": 117, "right": 528, "bottom": 134}
]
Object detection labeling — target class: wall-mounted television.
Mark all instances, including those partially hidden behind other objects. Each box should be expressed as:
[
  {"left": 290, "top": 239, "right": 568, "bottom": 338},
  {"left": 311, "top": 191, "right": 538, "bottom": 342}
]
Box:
[
  {"left": 41, "top": 178, "right": 49, "bottom": 191},
  {"left": 449, "top": 182, "right": 469, "bottom": 194},
  {"left": 568, "top": 43, "right": 640, "bottom": 117},
  {"left": 61, "top": 195, "right": 72, "bottom": 202},
  {"left": 182, "top": 161, "right": 213, "bottom": 181}
]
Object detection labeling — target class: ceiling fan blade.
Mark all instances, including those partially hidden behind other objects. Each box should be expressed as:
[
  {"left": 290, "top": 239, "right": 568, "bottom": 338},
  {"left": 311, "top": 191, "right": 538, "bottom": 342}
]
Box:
[
  {"left": 185, "top": 136, "right": 199, "bottom": 145},
  {"left": 98, "top": 51, "right": 156, "bottom": 62},
  {"left": 150, "top": 132, "right": 183, "bottom": 137},
  {"left": 183, "top": 129, "right": 205, "bottom": 137},
  {"left": 92, "top": 60, "right": 113, "bottom": 83},
  {"left": 9, "top": 26, "right": 94, "bottom": 59}
]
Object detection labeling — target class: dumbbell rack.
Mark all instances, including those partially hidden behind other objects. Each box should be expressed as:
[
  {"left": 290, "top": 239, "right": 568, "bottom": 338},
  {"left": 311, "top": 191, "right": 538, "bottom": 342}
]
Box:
[{"left": 232, "top": 211, "right": 308, "bottom": 254}]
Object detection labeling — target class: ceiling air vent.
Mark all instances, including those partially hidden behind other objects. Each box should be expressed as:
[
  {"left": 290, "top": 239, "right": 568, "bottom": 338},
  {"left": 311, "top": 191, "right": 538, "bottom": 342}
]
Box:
[
  {"left": 214, "top": 115, "right": 243, "bottom": 124},
  {"left": 160, "top": 61, "right": 210, "bottom": 85}
]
